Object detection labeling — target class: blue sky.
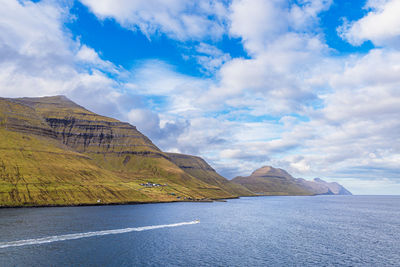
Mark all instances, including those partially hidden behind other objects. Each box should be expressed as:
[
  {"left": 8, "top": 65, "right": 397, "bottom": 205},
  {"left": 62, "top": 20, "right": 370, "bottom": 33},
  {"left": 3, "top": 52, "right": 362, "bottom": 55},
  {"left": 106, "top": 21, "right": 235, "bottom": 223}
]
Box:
[
  {"left": 67, "top": 0, "right": 370, "bottom": 76},
  {"left": 67, "top": 1, "right": 249, "bottom": 77},
  {"left": 1, "top": 0, "right": 400, "bottom": 194}
]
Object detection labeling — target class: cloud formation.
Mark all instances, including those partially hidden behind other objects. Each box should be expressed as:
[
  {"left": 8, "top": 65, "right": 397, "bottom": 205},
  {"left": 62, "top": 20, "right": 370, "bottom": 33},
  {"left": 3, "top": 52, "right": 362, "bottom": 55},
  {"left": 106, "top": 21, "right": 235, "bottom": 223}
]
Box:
[
  {"left": 0, "top": 0, "right": 399, "bottom": 194},
  {"left": 0, "top": 0, "right": 124, "bottom": 113},
  {"left": 79, "top": 0, "right": 229, "bottom": 41},
  {"left": 338, "top": 0, "right": 400, "bottom": 46}
]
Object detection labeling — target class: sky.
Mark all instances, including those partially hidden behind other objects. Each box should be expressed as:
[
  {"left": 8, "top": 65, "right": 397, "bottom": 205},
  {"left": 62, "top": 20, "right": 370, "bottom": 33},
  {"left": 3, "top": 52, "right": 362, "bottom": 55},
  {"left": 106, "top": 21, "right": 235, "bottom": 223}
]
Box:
[{"left": 1, "top": 0, "right": 400, "bottom": 195}]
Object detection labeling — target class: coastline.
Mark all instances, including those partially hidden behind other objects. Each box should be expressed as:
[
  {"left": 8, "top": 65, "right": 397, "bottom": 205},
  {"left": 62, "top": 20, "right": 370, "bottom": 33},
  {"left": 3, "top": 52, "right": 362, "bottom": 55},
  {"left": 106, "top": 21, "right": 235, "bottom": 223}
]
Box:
[
  {"left": 0, "top": 194, "right": 331, "bottom": 209},
  {"left": 0, "top": 196, "right": 245, "bottom": 209}
]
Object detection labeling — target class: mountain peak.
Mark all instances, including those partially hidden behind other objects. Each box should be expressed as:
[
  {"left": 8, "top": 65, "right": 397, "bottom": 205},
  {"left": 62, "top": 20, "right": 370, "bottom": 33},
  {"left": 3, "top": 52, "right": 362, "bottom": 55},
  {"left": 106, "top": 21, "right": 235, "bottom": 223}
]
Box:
[
  {"left": 0, "top": 95, "right": 247, "bottom": 207},
  {"left": 11, "top": 95, "right": 83, "bottom": 109},
  {"left": 251, "top": 166, "right": 293, "bottom": 179},
  {"left": 232, "top": 165, "right": 352, "bottom": 196}
]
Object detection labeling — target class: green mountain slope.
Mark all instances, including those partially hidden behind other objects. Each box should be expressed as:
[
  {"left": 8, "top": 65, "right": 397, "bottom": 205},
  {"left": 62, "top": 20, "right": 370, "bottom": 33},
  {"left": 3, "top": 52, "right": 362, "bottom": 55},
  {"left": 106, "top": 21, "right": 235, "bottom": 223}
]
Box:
[
  {"left": 166, "top": 153, "right": 255, "bottom": 198},
  {"left": 232, "top": 166, "right": 352, "bottom": 196},
  {"left": 0, "top": 96, "right": 236, "bottom": 207},
  {"left": 232, "top": 166, "right": 312, "bottom": 195}
]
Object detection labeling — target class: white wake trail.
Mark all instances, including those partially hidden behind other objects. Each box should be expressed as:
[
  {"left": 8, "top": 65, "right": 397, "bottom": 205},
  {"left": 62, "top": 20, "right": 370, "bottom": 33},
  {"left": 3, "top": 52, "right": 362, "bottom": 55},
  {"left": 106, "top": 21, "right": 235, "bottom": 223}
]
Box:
[{"left": 0, "top": 220, "right": 199, "bottom": 249}]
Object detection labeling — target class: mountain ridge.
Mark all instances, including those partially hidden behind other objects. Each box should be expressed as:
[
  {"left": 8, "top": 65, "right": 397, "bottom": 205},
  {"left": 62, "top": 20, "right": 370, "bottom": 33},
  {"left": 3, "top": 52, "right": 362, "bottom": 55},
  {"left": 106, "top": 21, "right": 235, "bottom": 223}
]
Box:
[
  {"left": 166, "top": 152, "right": 254, "bottom": 197},
  {"left": 232, "top": 165, "right": 351, "bottom": 196},
  {"left": 0, "top": 96, "right": 245, "bottom": 207},
  {"left": 0, "top": 96, "right": 351, "bottom": 207}
]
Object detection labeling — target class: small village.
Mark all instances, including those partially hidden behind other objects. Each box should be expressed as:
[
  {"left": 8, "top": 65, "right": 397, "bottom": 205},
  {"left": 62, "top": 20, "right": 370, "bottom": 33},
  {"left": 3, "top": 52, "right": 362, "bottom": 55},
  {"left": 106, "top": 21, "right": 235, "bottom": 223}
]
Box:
[
  {"left": 139, "top": 182, "right": 198, "bottom": 201},
  {"left": 139, "top": 182, "right": 167, "bottom": 187}
]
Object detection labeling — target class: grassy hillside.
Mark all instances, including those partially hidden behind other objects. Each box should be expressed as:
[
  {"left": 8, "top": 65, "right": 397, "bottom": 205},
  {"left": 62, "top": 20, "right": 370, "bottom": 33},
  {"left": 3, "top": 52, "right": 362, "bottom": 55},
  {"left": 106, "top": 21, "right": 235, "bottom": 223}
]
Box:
[
  {"left": 0, "top": 128, "right": 152, "bottom": 206},
  {"left": 232, "top": 166, "right": 313, "bottom": 196},
  {"left": 232, "top": 166, "right": 352, "bottom": 196},
  {"left": 166, "top": 153, "right": 255, "bottom": 197},
  {"left": 0, "top": 96, "right": 238, "bottom": 207}
]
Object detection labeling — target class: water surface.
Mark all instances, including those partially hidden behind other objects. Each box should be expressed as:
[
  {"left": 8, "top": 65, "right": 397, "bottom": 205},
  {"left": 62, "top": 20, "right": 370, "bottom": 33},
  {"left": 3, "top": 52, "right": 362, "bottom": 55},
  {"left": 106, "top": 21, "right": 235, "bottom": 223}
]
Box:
[{"left": 1, "top": 196, "right": 399, "bottom": 266}]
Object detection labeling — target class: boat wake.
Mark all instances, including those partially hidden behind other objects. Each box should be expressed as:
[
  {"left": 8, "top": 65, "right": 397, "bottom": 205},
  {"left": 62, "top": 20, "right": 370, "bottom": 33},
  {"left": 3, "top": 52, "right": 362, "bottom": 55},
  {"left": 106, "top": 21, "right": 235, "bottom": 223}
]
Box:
[{"left": 0, "top": 220, "right": 200, "bottom": 249}]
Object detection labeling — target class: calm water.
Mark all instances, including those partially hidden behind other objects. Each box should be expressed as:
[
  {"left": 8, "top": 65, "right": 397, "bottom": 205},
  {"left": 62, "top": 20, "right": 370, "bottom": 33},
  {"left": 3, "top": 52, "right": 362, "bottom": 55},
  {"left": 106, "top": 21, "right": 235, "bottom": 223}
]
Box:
[{"left": 0, "top": 196, "right": 399, "bottom": 266}]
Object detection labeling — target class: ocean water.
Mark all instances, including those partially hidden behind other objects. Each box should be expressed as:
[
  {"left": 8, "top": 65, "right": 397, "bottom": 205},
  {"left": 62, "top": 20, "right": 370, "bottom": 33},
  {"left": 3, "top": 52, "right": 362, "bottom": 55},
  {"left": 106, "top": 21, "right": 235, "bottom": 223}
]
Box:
[{"left": 0, "top": 196, "right": 399, "bottom": 266}]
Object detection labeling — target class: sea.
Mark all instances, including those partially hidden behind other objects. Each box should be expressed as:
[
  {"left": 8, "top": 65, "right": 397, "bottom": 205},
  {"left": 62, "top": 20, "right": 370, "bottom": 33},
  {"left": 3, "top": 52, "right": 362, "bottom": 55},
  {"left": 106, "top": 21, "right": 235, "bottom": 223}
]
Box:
[{"left": 0, "top": 195, "right": 399, "bottom": 266}]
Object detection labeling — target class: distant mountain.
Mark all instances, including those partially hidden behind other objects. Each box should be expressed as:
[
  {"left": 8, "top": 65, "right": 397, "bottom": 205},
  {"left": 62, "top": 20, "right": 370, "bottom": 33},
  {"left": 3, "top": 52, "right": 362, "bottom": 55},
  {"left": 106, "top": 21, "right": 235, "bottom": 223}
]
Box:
[
  {"left": 232, "top": 166, "right": 352, "bottom": 196},
  {"left": 0, "top": 96, "right": 352, "bottom": 207},
  {"left": 0, "top": 96, "right": 245, "bottom": 207},
  {"left": 297, "top": 178, "right": 352, "bottom": 195},
  {"left": 166, "top": 153, "right": 254, "bottom": 197},
  {"left": 232, "top": 166, "right": 312, "bottom": 195}
]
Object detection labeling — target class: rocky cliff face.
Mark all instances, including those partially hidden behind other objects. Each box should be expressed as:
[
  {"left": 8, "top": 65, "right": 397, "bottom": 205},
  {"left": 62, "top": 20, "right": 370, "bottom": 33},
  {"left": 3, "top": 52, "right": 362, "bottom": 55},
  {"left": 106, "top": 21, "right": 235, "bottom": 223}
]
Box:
[
  {"left": 0, "top": 96, "right": 352, "bottom": 206},
  {"left": 232, "top": 166, "right": 352, "bottom": 196},
  {"left": 0, "top": 96, "right": 240, "bottom": 207},
  {"left": 11, "top": 96, "right": 161, "bottom": 154}
]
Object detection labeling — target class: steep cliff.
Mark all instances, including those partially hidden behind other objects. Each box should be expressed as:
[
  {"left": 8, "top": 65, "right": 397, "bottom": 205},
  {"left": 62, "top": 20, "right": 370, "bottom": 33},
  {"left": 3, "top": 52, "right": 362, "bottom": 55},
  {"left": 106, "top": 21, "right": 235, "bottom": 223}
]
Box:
[
  {"left": 166, "top": 153, "right": 254, "bottom": 197},
  {"left": 0, "top": 96, "right": 235, "bottom": 207}
]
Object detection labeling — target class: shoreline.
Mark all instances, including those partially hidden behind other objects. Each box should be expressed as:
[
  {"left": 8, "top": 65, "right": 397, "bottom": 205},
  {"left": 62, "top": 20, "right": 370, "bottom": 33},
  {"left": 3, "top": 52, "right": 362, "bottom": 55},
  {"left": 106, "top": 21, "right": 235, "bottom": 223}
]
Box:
[
  {"left": 0, "top": 196, "right": 245, "bottom": 209},
  {"left": 1, "top": 194, "right": 356, "bottom": 209}
]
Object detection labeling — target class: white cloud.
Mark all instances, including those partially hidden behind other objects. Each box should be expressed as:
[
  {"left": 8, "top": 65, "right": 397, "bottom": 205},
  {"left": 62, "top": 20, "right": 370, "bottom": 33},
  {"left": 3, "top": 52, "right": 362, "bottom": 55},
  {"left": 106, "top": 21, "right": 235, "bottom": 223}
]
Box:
[
  {"left": 79, "top": 0, "right": 228, "bottom": 41},
  {"left": 200, "top": 0, "right": 330, "bottom": 114},
  {"left": 127, "top": 108, "right": 160, "bottom": 134},
  {"left": 0, "top": 0, "right": 73, "bottom": 96},
  {"left": 194, "top": 43, "right": 231, "bottom": 74},
  {"left": 117, "top": 0, "right": 400, "bottom": 194},
  {"left": 289, "top": 0, "right": 332, "bottom": 31},
  {"left": 229, "top": 0, "right": 332, "bottom": 55},
  {"left": 247, "top": 47, "right": 400, "bottom": 188},
  {"left": 338, "top": 0, "right": 400, "bottom": 46},
  {"left": 76, "top": 45, "right": 119, "bottom": 74},
  {"left": 0, "top": 0, "right": 130, "bottom": 122},
  {"left": 126, "top": 107, "right": 189, "bottom": 148},
  {"left": 229, "top": 0, "right": 288, "bottom": 55},
  {"left": 127, "top": 60, "right": 212, "bottom": 115},
  {"left": 183, "top": 0, "right": 400, "bottom": 191}
]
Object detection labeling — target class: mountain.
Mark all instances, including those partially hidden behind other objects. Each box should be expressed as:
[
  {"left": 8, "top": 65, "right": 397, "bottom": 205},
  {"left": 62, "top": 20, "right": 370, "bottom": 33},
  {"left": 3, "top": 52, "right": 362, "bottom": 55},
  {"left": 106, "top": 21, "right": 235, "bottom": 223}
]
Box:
[
  {"left": 232, "top": 166, "right": 312, "bottom": 195},
  {"left": 166, "top": 153, "right": 254, "bottom": 197},
  {"left": 232, "top": 166, "right": 352, "bottom": 196},
  {"left": 297, "top": 178, "right": 352, "bottom": 195},
  {"left": 0, "top": 96, "right": 242, "bottom": 207}
]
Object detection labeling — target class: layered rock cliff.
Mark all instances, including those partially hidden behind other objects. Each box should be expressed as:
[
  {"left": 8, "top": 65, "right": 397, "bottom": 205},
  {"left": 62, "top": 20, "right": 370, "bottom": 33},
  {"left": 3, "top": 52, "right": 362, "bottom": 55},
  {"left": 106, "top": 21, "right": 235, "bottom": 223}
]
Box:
[
  {"left": 0, "top": 96, "right": 239, "bottom": 207},
  {"left": 0, "top": 96, "right": 352, "bottom": 207}
]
